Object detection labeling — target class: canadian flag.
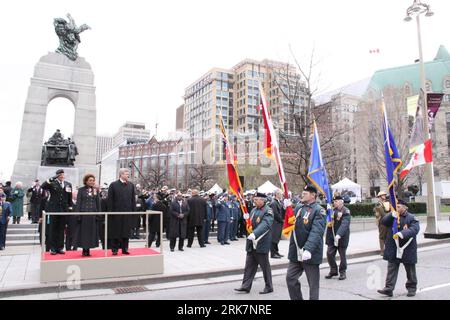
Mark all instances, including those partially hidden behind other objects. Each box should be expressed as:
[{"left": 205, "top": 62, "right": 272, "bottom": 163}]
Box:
[{"left": 400, "top": 139, "right": 433, "bottom": 179}]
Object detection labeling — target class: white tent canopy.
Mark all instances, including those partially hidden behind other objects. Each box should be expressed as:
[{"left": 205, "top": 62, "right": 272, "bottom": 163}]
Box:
[
  {"left": 257, "top": 180, "right": 281, "bottom": 194},
  {"left": 331, "top": 178, "right": 362, "bottom": 203},
  {"left": 207, "top": 183, "right": 223, "bottom": 194}
]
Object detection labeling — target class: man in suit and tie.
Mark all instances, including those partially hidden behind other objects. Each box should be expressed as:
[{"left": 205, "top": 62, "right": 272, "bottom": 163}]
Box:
[{"left": 41, "top": 169, "right": 73, "bottom": 255}]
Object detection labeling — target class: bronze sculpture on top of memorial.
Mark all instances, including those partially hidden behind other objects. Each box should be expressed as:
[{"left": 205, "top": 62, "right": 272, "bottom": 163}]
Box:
[
  {"left": 54, "top": 13, "right": 90, "bottom": 61},
  {"left": 41, "top": 129, "right": 79, "bottom": 166}
]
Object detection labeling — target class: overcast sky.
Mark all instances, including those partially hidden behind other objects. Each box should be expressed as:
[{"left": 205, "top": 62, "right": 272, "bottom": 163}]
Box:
[{"left": 0, "top": 0, "right": 449, "bottom": 181}]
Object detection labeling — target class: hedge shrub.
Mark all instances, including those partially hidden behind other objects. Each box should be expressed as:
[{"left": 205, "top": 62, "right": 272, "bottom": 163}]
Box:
[{"left": 319, "top": 202, "right": 427, "bottom": 217}]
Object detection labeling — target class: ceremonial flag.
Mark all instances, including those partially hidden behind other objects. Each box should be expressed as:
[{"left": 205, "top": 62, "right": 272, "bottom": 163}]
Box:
[
  {"left": 218, "top": 114, "right": 251, "bottom": 233},
  {"left": 307, "top": 121, "right": 333, "bottom": 226},
  {"left": 381, "top": 99, "right": 403, "bottom": 236},
  {"left": 427, "top": 93, "right": 444, "bottom": 133},
  {"left": 400, "top": 139, "right": 432, "bottom": 179},
  {"left": 258, "top": 84, "right": 295, "bottom": 237}
]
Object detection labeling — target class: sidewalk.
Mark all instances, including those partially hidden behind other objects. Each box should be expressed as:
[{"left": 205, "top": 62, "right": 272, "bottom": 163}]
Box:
[{"left": 0, "top": 217, "right": 449, "bottom": 298}]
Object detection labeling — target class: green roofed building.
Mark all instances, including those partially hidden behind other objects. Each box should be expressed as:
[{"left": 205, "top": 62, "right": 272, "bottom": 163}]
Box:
[{"left": 355, "top": 46, "right": 450, "bottom": 199}]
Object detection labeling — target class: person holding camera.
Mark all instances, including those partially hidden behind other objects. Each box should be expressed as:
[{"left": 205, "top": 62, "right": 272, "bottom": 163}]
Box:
[
  {"left": 41, "top": 169, "right": 73, "bottom": 255},
  {"left": 74, "top": 173, "right": 100, "bottom": 256}
]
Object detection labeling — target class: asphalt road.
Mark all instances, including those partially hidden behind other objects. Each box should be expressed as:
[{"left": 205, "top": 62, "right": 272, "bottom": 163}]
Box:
[{"left": 70, "top": 244, "right": 450, "bottom": 300}]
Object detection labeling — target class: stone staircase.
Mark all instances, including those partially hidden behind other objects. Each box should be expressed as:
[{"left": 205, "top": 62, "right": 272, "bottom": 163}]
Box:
[{"left": 5, "top": 221, "right": 40, "bottom": 247}]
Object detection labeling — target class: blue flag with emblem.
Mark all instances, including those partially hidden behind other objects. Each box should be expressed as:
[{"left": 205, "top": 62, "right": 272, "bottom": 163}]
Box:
[
  {"left": 307, "top": 121, "right": 333, "bottom": 226},
  {"left": 381, "top": 99, "right": 403, "bottom": 236}
]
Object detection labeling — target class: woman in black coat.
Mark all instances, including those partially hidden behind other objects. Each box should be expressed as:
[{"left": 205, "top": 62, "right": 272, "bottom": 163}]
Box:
[
  {"left": 74, "top": 174, "right": 100, "bottom": 256},
  {"left": 148, "top": 193, "right": 167, "bottom": 248}
]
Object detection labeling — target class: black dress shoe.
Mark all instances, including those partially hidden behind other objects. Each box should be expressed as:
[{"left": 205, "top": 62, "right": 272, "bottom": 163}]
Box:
[
  {"left": 112, "top": 250, "right": 118, "bottom": 256},
  {"left": 325, "top": 273, "right": 338, "bottom": 279},
  {"left": 377, "top": 289, "right": 393, "bottom": 297},
  {"left": 200, "top": 245, "right": 206, "bottom": 248},
  {"left": 179, "top": 248, "right": 184, "bottom": 251},
  {"left": 339, "top": 274, "right": 347, "bottom": 280},
  {"left": 57, "top": 249, "right": 65, "bottom": 254},
  {"left": 224, "top": 242, "right": 230, "bottom": 245},
  {"left": 170, "top": 248, "right": 174, "bottom": 252},
  {"left": 277, "top": 253, "right": 284, "bottom": 257},
  {"left": 271, "top": 254, "right": 281, "bottom": 259},
  {"left": 234, "top": 287, "right": 250, "bottom": 293},
  {"left": 259, "top": 287, "right": 273, "bottom": 294},
  {"left": 407, "top": 291, "right": 416, "bottom": 297},
  {"left": 205, "top": 241, "right": 212, "bottom": 244},
  {"left": 50, "top": 250, "right": 57, "bottom": 255},
  {"left": 187, "top": 245, "right": 192, "bottom": 248},
  {"left": 122, "top": 250, "right": 130, "bottom": 255}
]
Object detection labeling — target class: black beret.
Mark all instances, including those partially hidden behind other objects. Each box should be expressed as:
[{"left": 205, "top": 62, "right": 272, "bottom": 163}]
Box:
[
  {"left": 304, "top": 185, "right": 317, "bottom": 193},
  {"left": 397, "top": 199, "right": 408, "bottom": 207},
  {"left": 56, "top": 169, "right": 64, "bottom": 175},
  {"left": 254, "top": 192, "right": 267, "bottom": 199},
  {"left": 333, "top": 195, "right": 343, "bottom": 201}
]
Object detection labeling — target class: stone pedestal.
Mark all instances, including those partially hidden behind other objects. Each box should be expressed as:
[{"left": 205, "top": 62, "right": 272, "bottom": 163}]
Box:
[{"left": 12, "top": 52, "right": 96, "bottom": 187}]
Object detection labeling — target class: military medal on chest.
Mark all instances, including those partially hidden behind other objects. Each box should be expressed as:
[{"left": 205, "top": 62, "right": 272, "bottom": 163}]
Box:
[
  {"left": 303, "top": 208, "right": 311, "bottom": 225},
  {"left": 256, "top": 216, "right": 261, "bottom": 224}
]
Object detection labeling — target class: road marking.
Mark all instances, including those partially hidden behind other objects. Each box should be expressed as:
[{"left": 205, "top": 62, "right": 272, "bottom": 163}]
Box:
[{"left": 418, "top": 282, "right": 450, "bottom": 293}]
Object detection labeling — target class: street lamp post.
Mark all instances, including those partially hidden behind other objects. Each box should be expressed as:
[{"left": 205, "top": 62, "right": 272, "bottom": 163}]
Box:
[{"left": 404, "top": 0, "right": 444, "bottom": 238}]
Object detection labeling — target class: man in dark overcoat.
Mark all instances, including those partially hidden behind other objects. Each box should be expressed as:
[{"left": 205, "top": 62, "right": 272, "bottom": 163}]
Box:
[
  {"left": 187, "top": 189, "right": 207, "bottom": 248},
  {"left": 168, "top": 192, "right": 189, "bottom": 251},
  {"left": 270, "top": 190, "right": 285, "bottom": 259},
  {"left": 107, "top": 168, "right": 136, "bottom": 255}
]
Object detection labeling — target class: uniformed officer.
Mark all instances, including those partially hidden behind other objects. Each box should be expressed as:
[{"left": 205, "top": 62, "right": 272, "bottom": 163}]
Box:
[
  {"left": 325, "top": 195, "right": 351, "bottom": 280},
  {"left": 234, "top": 192, "right": 274, "bottom": 294},
  {"left": 285, "top": 185, "right": 326, "bottom": 300},
  {"left": 41, "top": 169, "right": 73, "bottom": 255},
  {"left": 374, "top": 191, "right": 390, "bottom": 255},
  {"left": 378, "top": 199, "right": 420, "bottom": 297}
]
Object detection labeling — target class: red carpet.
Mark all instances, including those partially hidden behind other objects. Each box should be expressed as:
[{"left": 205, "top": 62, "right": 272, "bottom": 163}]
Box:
[{"left": 43, "top": 248, "right": 160, "bottom": 261}]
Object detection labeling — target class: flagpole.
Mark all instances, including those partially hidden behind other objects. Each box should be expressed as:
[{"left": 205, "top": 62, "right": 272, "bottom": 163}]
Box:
[{"left": 415, "top": 10, "right": 439, "bottom": 235}]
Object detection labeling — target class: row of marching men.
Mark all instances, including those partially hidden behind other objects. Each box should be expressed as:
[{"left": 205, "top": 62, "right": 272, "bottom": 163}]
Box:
[{"left": 234, "top": 185, "right": 419, "bottom": 299}]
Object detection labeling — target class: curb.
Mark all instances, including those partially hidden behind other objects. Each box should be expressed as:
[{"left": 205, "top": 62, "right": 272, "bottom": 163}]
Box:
[{"left": 0, "top": 237, "right": 449, "bottom": 299}]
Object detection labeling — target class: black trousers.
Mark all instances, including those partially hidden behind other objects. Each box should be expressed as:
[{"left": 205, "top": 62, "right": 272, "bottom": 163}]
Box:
[
  {"left": 385, "top": 261, "right": 418, "bottom": 292},
  {"left": 148, "top": 231, "right": 161, "bottom": 247},
  {"left": 238, "top": 219, "right": 247, "bottom": 237},
  {"left": 111, "top": 238, "right": 129, "bottom": 251},
  {"left": 49, "top": 215, "right": 66, "bottom": 251},
  {"left": 327, "top": 245, "right": 348, "bottom": 275},
  {"left": 271, "top": 242, "right": 280, "bottom": 256},
  {"left": 286, "top": 261, "right": 320, "bottom": 300},
  {"left": 0, "top": 223, "right": 7, "bottom": 248},
  {"left": 187, "top": 225, "right": 204, "bottom": 247},
  {"left": 31, "top": 204, "right": 41, "bottom": 223},
  {"left": 170, "top": 238, "right": 185, "bottom": 250},
  {"left": 241, "top": 251, "right": 273, "bottom": 291}
]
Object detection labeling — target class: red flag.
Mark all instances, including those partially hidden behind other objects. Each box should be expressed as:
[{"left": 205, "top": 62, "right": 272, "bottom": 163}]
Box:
[
  {"left": 258, "top": 84, "right": 295, "bottom": 237},
  {"left": 218, "top": 115, "right": 251, "bottom": 233}
]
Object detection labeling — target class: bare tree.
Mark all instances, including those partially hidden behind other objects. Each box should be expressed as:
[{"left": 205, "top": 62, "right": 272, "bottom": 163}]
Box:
[
  {"left": 268, "top": 48, "right": 354, "bottom": 189},
  {"left": 147, "top": 167, "right": 168, "bottom": 189},
  {"left": 189, "top": 164, "right": 216, "bottom": 191}
]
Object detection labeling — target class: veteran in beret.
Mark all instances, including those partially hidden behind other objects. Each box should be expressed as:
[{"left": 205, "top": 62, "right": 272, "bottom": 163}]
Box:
[
  {"left": 285, "top": 185, "right": 327, "bottom": 300},
  {"left": 234, "top": 192, "right": 274, "bottom": 295}
]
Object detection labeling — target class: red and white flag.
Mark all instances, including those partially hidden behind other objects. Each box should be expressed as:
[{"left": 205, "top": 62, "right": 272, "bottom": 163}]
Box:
[{"left": 400, "top": 139, "right": 433, "bottom": 179}]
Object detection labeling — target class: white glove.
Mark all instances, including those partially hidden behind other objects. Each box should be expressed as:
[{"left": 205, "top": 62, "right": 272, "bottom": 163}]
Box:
[
  {"left": 247, "top": 233, "right": 256, "bottom": 241},
  {"left": 302, "top": 250, "right": 311, "bottom": 261},
  {"left": 391, "top": 211, "right": 398, "bottom": 218},
  {"left": 334, "top": 235, "right": 340, "bottom": 247},
  {"left": 283, "top": 199, "right": 292, "bottom": 208},
  {"left": 243, "top": 213, "right": 250, "bottom": 220},
  {"left": 395, "top": 232, "right": 404, "bottom": 239}
]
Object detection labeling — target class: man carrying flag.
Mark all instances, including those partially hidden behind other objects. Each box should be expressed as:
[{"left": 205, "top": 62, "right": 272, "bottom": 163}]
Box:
[{"left": 377, "top": 100, "right": 420, "bottom": 298}]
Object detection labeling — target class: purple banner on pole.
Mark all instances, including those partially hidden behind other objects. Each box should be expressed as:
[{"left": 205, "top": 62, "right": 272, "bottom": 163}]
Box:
[{"left": 427, "top": 93, "right": 444, "bottom": 132}]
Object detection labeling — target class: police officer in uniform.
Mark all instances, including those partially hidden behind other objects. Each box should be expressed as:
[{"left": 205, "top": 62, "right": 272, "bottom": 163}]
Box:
[
  {"left": 374, "top": 191, "right": 390, "bottom": 255},
  {"left": 234, "top": 192, "right": 274, "bottom": 294},
  {"left": 41, "top": 169, "right": 73, "bottom": 255},
  {"left": 325, "top": 195, "right": 351, "bottom": 280},
  {"left": 378, "top": 199, "right": 420, "bottom": 297},
  {"left": 286, "top": 185, "right": 326, "bottom": 300}
]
